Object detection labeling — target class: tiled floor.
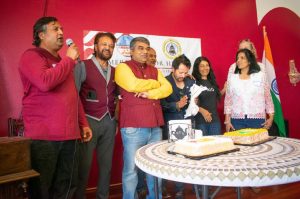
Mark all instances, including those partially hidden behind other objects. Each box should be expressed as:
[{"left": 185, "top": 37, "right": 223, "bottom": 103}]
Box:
[{"left": 86, "top": 181, "right": 300, "bottom": 199}]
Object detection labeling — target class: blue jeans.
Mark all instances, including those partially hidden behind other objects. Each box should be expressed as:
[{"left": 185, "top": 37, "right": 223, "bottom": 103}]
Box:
[
  {"left": 196, "top": 122, "right": 221, "bottom": 136},
  {"left": 231, "top": 118, "right": 265, "bottom": 130},
  {"left": 121, "top": 127, "right": 162, "bottom": 199}
]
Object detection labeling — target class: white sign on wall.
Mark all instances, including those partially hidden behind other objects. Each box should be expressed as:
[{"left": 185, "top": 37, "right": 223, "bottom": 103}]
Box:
[{"left": 83, "top": 31, "right": 201, "bottom": 76}]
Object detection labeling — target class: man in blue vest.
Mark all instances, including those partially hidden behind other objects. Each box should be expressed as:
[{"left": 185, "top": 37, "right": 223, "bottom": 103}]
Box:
[
  {"left": 161, "top": 54, "right": 195, "bottom": 199},
  {"left": 74, "top": 32, "right": 118, "bottom": 199}
]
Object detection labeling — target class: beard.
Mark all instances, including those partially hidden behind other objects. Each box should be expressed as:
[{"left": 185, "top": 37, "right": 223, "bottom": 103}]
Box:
[
  {"left": 97, "top": 50, "right": 112, "bottom": 61},
  {"left": 176, "top": 77, "right": 184, "bottom": 82},
  {"left": 174, "top": 75, "right": 184, "bottom": 82}
]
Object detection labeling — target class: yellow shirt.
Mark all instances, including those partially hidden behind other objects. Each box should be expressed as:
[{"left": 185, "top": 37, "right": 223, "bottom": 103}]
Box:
[{"left": 115, "top": 62, "right": 172, "bottom": 99}]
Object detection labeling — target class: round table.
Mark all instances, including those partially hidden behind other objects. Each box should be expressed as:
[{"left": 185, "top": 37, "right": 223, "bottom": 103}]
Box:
[{"left": 135, "top": 137, "right": 300, "bottom": 198}]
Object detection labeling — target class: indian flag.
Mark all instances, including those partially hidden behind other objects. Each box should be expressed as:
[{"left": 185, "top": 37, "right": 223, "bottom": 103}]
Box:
[{"left": 262, "top": 27, "right": 286, "bottom": 137}]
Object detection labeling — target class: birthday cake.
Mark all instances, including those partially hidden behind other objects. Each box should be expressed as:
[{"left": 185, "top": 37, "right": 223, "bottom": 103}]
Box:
[
  {"left": 172, "top": 136, "right": 236, "bottom": 157},
  {"left": 224, "top": 128, "right": 269, "bottom": 145}
]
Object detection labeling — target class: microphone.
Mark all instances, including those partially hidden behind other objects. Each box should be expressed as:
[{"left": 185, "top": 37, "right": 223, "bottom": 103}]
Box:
[{"left": 66, "top": 38, "right": 81, "bottom": 62}]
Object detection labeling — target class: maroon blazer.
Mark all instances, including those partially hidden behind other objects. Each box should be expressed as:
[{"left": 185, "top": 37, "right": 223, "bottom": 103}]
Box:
[
  {"left": 79, "top": 59, "right": 117, "bottom": 120},
  {"left": 119, "top": 60, "right": 164, "bottom": 128}
]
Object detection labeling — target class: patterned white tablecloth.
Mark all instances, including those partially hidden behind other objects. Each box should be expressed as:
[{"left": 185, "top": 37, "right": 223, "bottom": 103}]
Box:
[{"left": 135, "top": 137, "right": 300, "bottom": 187}]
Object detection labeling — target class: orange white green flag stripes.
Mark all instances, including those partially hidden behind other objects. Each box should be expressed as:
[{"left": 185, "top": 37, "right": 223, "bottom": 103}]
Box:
[{"left": 262, "top": 26, "right": 286, "bottom": 137}]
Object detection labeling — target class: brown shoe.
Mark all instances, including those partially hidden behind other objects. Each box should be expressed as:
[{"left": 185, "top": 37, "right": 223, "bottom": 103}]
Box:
[
  {"left": 175, "top": 191, "right": 184, "bottom": 199},
  {"left": 251, "top": 187, "right": 261, "bottom": 193},
  {"left": 162, "top": 187, "right": 171, "bottom": 198},
  {"left": 137, "top": 189, "right": 147, "bottom": 199}
]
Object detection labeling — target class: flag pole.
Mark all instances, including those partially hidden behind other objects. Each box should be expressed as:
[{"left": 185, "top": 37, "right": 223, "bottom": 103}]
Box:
[
  {"left": 263, "top": 26, "right": 266, "bottom": 36},
  {"left": 262, "top": 26, "right": 287, "bottom": 137}
]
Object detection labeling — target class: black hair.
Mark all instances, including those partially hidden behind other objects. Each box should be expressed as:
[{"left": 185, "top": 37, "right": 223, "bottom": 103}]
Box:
[
  {"left": 93, "top": 32, "right": 116, "bottom": 55},
  {"left": 130, "top": 37, "right": 150, "bottom": 50},
  {"left": 94, "top": 32, "right": 116, "bottom": 44},
  {"left": 192, "top": 56, "right": 221, "bottom": 100},
  {"left": 172, "top": 54, "right": 191, "bottom": 69},
  {"left": 32, "top": 16, "right": 57, "bottom": 47},
  {"left": 234, "top": 48, "right": 260, "bottom": 75}
]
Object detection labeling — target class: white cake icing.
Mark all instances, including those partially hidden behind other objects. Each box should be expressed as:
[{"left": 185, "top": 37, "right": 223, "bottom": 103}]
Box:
[{"left": 172, "top": 136, "right": 236, "bottom": 157}]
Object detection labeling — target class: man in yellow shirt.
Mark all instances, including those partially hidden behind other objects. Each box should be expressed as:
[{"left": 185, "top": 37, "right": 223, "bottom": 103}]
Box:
[{"left": 115, "top": 37, "right": 172, "bottom": 199}]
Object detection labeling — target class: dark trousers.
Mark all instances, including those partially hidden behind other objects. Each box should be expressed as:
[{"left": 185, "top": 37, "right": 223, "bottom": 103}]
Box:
[
  {"left": 29, "top": 140, "right": 78, "bottom": 199},
  {"left": 137, "top": 168, "right": 147, "bottom": 192},
  {"left": 231, "top": 117, "right": 265, "bottom": 130},
  {"left": 75, "top": 115, "right": 116, "bottom": 199},
  {"left": 196, "top": 122, "right": 221, "bottom": 136}
]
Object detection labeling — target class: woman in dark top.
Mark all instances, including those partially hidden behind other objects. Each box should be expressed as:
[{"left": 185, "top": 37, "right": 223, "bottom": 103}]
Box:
[{"left": 192, "top": 56, "right": 222, "bottom": 135}]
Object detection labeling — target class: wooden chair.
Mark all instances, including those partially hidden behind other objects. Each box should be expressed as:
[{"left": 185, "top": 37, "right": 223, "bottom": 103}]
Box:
[
  {"left": 8, "top": 117, "right": 24, "bottom": 137},
  {"left": 0, "top": 119, "right": 39, "bottom": 199}
]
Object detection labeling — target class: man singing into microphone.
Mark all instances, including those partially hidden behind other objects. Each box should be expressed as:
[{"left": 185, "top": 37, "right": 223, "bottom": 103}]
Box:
[{"left": 18, "top": 16, "right": 92, "bottom": 199}]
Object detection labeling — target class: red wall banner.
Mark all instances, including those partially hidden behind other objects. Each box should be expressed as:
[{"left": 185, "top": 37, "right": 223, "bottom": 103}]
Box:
[{"left": 0, "top": 0, "right": 299, "bottom": 186}]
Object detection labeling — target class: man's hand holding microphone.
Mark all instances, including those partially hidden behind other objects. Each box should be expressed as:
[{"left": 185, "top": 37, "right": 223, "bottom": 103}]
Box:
[{"left": 66, "top": 38, "right": 81, "bottom": 62}]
